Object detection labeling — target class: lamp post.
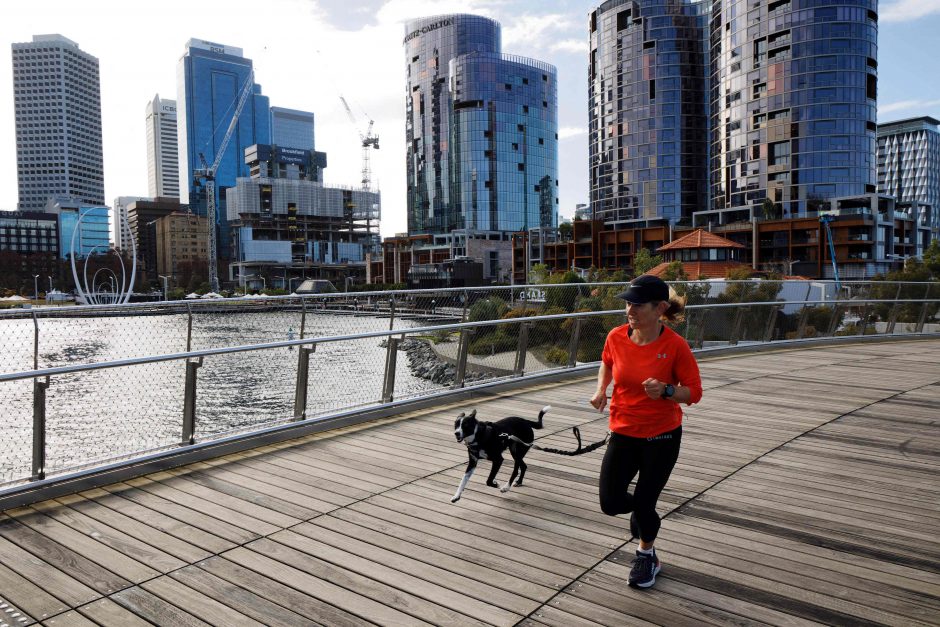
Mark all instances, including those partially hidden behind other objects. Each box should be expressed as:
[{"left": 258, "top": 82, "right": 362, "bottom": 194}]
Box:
[
  {"left": 786, "top": 259, "right": 800, "bottom": 276},
  {"left": 158, "top": 275, "right": 170, "bottom": 301},
  {"left": 47, "top": 275, "right": 54, "bottom": 292},
  {"left": 33, "top": 275, "right": 39, "bottom": 301},
  {"left": 345, "top": 276, "right": 353, "bottom": 292}
]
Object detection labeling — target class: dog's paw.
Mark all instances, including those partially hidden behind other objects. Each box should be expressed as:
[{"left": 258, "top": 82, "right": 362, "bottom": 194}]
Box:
[
  {"left": 450, "top": 494, "right": 461, "bottom": 503},
  {"left": 486, "top": 481, "right": 501, "bottom": 489},
  {"left": 513, "top": 480, "right": 524, "bottom": 487},
  {"left": 500, "top": 485, "right": 511, "bottom": 493}
]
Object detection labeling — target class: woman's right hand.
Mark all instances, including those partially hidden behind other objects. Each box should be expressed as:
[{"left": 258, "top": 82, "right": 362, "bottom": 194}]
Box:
[{"left": 590, "top": 390, "right": 607, "bottom": 413}]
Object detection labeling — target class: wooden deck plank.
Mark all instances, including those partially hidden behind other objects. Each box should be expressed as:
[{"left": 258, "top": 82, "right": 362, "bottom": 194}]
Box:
[
  {"left": 0, "top": 515, "right": 130, "bottom": 596},
  {"left": 0, "top": 338, "right": 936, "bottom": 627},
  {"left": 74, "top": 598, "right": 152, "bottom": 627},
  {"left": 195, "top": 556, "right": 374, "bottom": 627},
  {"left": 0, "top": 534, "right": 100, "bottom": 609},
  {"left": 139, "top": 576, "right": 265, "bottom": 626},
  {"left": 41, "top": 610, "right": 96, "bottom": 627}
]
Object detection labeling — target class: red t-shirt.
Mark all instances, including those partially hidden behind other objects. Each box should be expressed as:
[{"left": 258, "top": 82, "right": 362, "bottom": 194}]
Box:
[{"left": 601, "top": 324, "right": 703, "bottom": 438}]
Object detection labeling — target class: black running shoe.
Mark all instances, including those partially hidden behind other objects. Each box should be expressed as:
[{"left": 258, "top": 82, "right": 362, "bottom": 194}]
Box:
[{"left": 628, "top": 550, "right": 661, "bottom": 588}]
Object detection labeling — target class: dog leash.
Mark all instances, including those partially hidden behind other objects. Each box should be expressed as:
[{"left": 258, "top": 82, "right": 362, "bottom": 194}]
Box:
[{"left": 502, "top": 427, "right": 610, "bottom": 456}]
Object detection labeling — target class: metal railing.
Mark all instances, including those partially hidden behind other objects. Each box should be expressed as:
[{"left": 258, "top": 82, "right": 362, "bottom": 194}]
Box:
[{"left": 1, "top": 281, "right": 938, "bottom": 499}]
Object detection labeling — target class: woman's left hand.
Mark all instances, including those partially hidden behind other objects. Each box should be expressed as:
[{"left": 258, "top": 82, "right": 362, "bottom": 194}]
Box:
[{"left": 642, "top": 377, "right": 665, "bottom": 399}]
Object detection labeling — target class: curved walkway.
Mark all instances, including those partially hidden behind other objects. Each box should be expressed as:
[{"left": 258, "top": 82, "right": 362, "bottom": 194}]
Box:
[{"left": 0, "top": 339, "right": 937, "bottom": 625}]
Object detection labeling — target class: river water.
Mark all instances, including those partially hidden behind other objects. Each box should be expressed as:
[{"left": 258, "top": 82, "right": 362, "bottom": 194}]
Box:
[{"left": 0, "top": 311, "right": 436, "bottom": 484}]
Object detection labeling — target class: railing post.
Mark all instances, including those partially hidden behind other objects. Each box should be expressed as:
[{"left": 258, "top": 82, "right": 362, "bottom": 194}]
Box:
[
  {"left": 915, "top": 284, "right": 931, "bottom": 333},
  {"left": 382, "top": 336, "right": 400, "bottom": 403},
  {"left": 293, "top": 345, "right": 315, "bottom": 421},
  {"left": 885, "top": 284, "right": 903, "bottom": 334},
  {"left": 181, "top": 358, "right": 202, "bottom": 446},
  {"left": 32, "top": 376, "right": 49, "bottom": 480},
  {"left": 514, "top": 322, "right": 530, "bottom": 376},
  {"left": 694, "top": 309, "right": 709, "bottom": 349},
  {"left": 300, "top": 297, "right": 308, "bottom": 339},
  {"left": 795, "top": 305, "right": 811, "bottom": 339},
  {"left": 453, "top": 329, "right": 472, "bottom": 389},
  {"left": 728, "top": 307, "right": 746, "bottom": 345},
  {"left": 827, "top": 304, "right": 843, "bottom": 336},
  {"left": 858, "top": 303, "right": 872, "bottom": 336},
  {"left": 389, "top": 296, "right": 396, "bottom": 331},
  {"left": 32, "top": 311, "right": 39, "bottom": 370},
  {"left": 186, "top": 303, "right": 193, "bottom": 352},
  {"left": 763, "top": 305, "right": 780, "bottom": 342},
  {"left": 567, "top": 318, "right": 583, "bottom": 367}
]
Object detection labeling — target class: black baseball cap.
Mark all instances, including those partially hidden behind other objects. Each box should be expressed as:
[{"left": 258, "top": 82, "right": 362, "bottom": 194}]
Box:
[{"left": 616, "top": 275, "right": 669, "bottom": 304}]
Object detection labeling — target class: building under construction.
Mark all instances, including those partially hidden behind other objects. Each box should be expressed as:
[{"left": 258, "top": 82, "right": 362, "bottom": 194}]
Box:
[{"left": 225, "top": 144, "right": 380, "bottom": 289}]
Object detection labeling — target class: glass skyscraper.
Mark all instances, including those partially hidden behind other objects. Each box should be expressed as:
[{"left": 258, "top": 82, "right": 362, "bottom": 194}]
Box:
[
  {"left": 177, "top": 39, "right": 271, "bottom": 259},
  {"left": 589, "top": 0, "right": 709, "bottom": 224},
  {"left": 270, "top": 107, "right": 315, "bottom": 151},
  {"left": 404, "top": 15, "right": 558, "bottom": 235},
  {"left": 878, "top": 116, "right": 940, "bottom": 227},
  {"left": 12, "top": 35, "right": 105, "bottom": 212},
  {"left": 709, "top": 0, "right": 878, "bottom": 217}
]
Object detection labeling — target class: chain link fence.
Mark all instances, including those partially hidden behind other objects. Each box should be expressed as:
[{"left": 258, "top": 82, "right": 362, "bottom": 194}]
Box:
[{"left": 1, "top": 281, "right": 938, "bottom": 488}]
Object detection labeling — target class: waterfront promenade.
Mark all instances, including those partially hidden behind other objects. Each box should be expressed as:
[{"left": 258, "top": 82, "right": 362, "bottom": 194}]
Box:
[{"left": 0, "top": 338, "right": 937, "bottom": 625}]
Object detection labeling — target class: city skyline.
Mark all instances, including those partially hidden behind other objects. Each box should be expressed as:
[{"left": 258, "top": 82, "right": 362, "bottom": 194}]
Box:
[{"left": 2, "top": 0, "right": 940, "bottom": 238}]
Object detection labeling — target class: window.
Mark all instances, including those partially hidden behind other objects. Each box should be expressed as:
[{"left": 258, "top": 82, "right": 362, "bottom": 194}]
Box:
[{"left": 768, "top": 141, "right": 789, "bottom": 166}]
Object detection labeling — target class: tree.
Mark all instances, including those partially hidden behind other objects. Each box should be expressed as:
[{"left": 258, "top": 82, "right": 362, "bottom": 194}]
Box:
[
  {"left": 632, "top": 248, "right": 663, "bottom": 275},
  {"left": 760, "top": 198, "right": 780, "bottom": 220},
  {"left": 558, "top": 221, "right": 573, "bottom": 240},
  {"left": 528, "top": 263, "right": 549, "bottom": 285},
  {"left": 923, "top": 239, "right": 940, "bottom": 278}
]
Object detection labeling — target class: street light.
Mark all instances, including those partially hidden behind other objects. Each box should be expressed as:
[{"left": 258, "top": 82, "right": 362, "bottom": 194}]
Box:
[
  {"left": 47, "top": 275, "right": 54, "bottom": 292},
  {"left": 158, "top": 275, "right": 170, "bottom": 301},
  {"left": 345, "top": 276, "right": 353, "bottom": 292},
  {"left": 33, "top": 275, "right": 39, "bottom": 301}
]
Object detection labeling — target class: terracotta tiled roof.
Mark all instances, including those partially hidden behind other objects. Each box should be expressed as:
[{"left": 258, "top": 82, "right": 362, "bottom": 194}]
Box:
[
  {"left": 647, "top": 260, "right": 747, "bottom": 279},
  {"left": 657, "top": 229, "right": 745, "bottom": 251}
]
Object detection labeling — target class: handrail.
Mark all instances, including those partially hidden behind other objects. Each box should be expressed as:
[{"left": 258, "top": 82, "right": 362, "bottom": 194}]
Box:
[{"left": 0, "top": 296, "right": 935, "bottom": 383}]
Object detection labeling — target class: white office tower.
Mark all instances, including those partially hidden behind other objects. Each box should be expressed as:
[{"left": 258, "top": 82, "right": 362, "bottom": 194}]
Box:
[
  {"left": 145, "top": 94, "right": 180, "bottom": 198},
  {"left": 11, "top": 35, "right": 105, "bottom": 212}
]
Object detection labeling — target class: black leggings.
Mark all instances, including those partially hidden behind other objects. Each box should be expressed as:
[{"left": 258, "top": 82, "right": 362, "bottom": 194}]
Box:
[{"left": 598, "top": 426, "right": 682, "bottom": 543}]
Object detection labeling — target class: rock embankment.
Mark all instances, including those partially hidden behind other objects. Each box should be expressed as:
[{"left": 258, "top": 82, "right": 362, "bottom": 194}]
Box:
[{"left": 381, "top": 338, "right": 490, "bottom": 386}]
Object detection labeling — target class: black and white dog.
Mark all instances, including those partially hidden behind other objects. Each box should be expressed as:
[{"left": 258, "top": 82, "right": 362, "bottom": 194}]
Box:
[{"left": 451, "top": 405, "right": 550, "bottom": 503}]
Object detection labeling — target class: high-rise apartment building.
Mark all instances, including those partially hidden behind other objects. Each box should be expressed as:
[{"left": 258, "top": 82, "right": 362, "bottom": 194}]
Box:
[
  {"left": 589, "top": 0, "right": 709, "bottom": 224},
  {"left": 708, "top": 0, "right": 878, "bottom": 218},
  {"left": 11, "top": 35, "right": 105, "bottom": 212},
  {"left": 177, "top": 39, "right": 270, "bottom": 259},
  {"left": 404, "top": 15, "right": 558, "bottom": 236},
  {"left": 146, "top": 95, "right": 180, "bottom": 198},
  {"left": 270, "top": 107, "right": 315, "bottom": 151},
  {"left": 45, "top": 196, "right": 110, "bottom": 259},
  {"left": 878, "top": 116, "right": 940, "bottom": 232}
]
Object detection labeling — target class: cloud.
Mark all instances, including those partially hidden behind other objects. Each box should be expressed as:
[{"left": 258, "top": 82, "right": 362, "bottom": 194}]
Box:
[
  {"left": 879, "top": 99, "right": 940, "bottom": 116},
  {"left": 551, "top": 39, "right": 588, "bottom": 54},
  {"left": 558, "top": 126, "right": 587, "bottom": 140},
  {"left": 501, "top": 13, "right": 575, "bottom": 49},
  {"left": 881, "top": 0, "right": 940, "bottom": 22}
]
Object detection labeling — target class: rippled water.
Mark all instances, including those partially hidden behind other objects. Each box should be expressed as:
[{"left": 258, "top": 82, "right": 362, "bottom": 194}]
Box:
[{"left": 0, "top": 311, "right": 436, "bottom": 484}]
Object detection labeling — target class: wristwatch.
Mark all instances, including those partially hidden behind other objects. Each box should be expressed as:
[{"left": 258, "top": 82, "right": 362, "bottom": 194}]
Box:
[{"left": 661, "top": 384, "right": 675, "bottom": 399}]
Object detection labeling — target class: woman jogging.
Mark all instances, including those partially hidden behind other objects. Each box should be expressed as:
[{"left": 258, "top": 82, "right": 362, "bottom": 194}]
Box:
[{"left": 590, "top": 274, "right": 703, "bottom": 589}]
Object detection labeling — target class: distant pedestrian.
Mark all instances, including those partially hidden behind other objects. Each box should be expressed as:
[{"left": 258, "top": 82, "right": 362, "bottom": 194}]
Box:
[{"left": 590, "top": 275, "right": 703, "bottom": 589}]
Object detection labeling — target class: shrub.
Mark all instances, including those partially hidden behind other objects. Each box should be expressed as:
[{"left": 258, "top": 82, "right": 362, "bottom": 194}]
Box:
[{"left": 545, "top": 346, "right": 569, "bottom": 365}]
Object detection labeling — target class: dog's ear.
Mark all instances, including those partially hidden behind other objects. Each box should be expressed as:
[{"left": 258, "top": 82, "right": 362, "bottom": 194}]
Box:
[
  {"left": 457, "top": 411, "right": 465, "bottom": 419},
  {"left": 468, "top": 409, "right": 477, "bottom": 419}
]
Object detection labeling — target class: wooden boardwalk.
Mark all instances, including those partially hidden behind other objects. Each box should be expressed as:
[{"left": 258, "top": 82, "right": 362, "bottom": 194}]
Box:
[{"left": 1, "top": 339, "right": 938, "bottom": 626}]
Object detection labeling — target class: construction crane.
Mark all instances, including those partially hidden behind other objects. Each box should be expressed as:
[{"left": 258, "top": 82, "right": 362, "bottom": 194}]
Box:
[
  {"left": 193, "top": 69, "right": 256, "bottom": 292},
  {"left": 339, "top": 96, "right": 379, "bottom": 191},
  {"left": 819, "top": 214, "right": 841, "bottom": 290}
]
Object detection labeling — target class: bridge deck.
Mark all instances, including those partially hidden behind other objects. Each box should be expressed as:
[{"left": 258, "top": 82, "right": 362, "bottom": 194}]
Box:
[{"left": 1, "top": 339, "right": 938, "bottom": 626}]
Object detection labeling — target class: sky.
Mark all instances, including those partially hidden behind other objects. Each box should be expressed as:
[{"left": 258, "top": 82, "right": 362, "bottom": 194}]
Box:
[{"left": 1, "top": 0, "right": 939, "bottom": 238}]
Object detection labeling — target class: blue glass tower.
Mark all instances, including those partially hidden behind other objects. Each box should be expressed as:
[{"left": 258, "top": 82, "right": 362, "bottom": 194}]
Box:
[
  {"left": 177, "top": 39, "right": 270, "bottom": 259},
  {"left": 709, "top": 0, "right": 878, "bottom": 216},
  {"left": 590, "top": 0, "right": 710, "bottom": 224},
  {"left": 270, "top": 107, "right": 315, "bottom": 151},
  {"left": 404, "top": 15, "right": 558, "bottom": 235}
]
